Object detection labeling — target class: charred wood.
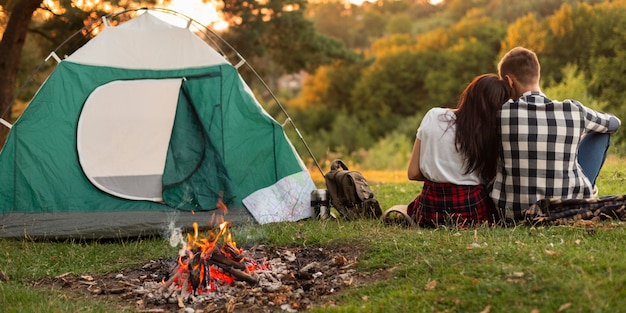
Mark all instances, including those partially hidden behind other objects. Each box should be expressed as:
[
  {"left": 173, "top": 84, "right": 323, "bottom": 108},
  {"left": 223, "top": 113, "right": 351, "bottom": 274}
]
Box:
[{"left": 208, "top": 249, "right": 247, "bottom": 271}]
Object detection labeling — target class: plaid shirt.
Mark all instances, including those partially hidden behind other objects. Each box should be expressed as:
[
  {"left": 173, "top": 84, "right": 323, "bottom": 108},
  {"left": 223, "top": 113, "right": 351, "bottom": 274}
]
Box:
[{"left": 491, "top": 91, "right": 616, "bottom": 221}]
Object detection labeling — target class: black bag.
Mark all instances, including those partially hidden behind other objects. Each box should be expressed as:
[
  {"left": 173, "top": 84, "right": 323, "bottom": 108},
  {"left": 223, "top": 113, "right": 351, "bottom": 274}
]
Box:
[{"left": 324, "top": 159, "right": 382, "bottom": 220}]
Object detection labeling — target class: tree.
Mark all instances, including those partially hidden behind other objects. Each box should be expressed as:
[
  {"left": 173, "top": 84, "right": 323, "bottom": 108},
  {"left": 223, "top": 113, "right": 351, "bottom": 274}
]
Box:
[
  {"left": 0, "top": 0, "right": 42, "bottom": 146},
  {"left": 351, "top": 49, "right": 440, "bottom": 138},
  {"left": 499, "top": 13, "right": 547, "bottom": 56},
  {"left": 543, "top": 64, "right": 607, "bottom": 112},
  {"left": 386, "top": 14, "right": 413, "bottom": 35},
  {"left": 540, "top": 3, "right": 594, "bottom": 84},
  {"left": 308, "top": 1, "right": 361, "bottom": 49},
  {"left": 221, "top": 0, "right": 357, "bottom": 75}
]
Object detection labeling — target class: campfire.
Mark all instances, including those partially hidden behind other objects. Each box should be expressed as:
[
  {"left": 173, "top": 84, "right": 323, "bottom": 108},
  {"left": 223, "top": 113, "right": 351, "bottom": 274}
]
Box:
[
  {"left": 35, "top": 198, "right": 370, "bottom": 312},
  {"left": 160, "top": 220, "right": 265, "bottom": 301}
]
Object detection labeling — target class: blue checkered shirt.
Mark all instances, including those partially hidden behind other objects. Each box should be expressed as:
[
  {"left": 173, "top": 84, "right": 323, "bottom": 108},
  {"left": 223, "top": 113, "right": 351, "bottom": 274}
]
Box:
[{"left": 491, "top": 91, "right": 617, "bottom": 221}]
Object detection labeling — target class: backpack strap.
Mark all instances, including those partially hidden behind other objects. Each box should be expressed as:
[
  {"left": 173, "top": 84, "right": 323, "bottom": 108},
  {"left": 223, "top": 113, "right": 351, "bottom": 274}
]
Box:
[{"left": 330, "top": 159, "right": 349, "bottom": 171}]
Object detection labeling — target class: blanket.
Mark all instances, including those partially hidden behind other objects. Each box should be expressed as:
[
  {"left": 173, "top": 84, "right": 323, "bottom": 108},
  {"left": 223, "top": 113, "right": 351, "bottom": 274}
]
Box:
[{"left": 523, "top": 195, "right": 626, "bottom": 225}]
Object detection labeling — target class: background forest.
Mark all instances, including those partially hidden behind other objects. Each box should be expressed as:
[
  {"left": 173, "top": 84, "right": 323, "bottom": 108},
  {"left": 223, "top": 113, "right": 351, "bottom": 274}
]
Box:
[
  {"left": 290, "top": 0, "right": 626, "bottom": 172},
  {"left": 2, "top": 0, "right": 626, "bottom": 173}
]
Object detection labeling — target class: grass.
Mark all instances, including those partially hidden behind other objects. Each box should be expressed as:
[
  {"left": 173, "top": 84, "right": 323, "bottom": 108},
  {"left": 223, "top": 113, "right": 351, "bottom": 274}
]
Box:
[{"left": 2, "top": 155, "right": 626, "bottom": 312}]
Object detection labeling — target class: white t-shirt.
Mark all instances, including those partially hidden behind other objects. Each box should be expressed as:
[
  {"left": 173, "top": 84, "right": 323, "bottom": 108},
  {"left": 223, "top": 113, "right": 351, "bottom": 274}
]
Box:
[{"left": 416, "top": 107, "right": 482, "bottom": 185}]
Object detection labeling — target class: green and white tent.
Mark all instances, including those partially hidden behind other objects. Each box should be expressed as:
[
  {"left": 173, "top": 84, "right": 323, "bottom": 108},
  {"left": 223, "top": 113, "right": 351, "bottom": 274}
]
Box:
[{"left": 0, "top": 11, "right": 316, "bottom": 239}]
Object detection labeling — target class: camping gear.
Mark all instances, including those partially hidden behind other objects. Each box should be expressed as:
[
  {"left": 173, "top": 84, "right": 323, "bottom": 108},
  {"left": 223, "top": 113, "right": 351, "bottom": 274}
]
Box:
[
  {"left": 324, "top": 159, "right": 382, "bottom": 220},
  {"left": 524, "top": 195, "right": 626, "bottom": 225},
  {"left": 310, "top": 189, "right": 330, "bottom": 219},
  {"left": 0, "top": 10, "right": 316, "bottom": 239}
]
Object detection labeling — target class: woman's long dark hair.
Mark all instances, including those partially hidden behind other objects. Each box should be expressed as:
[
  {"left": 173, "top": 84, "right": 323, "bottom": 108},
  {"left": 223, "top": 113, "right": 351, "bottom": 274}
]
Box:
[{"left": 454, "top": 74, "right": 510, "bottom": 180}]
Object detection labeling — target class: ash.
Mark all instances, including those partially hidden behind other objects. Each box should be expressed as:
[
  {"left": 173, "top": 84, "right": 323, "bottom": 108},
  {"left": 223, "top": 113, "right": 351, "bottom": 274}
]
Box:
[{"left": 34, "top": 244, "right": 376, "bottom": 312}]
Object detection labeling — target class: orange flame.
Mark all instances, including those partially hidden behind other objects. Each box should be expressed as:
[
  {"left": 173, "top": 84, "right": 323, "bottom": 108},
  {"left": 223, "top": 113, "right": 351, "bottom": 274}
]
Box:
[{"left": 167, "top": 196, "right": 269, "bottom": 295}]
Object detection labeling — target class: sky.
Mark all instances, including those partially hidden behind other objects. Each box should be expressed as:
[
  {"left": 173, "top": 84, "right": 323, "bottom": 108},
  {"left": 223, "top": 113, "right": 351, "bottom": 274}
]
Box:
[{"left": 160, "top": 0, "right": 227, "bottom": 30}]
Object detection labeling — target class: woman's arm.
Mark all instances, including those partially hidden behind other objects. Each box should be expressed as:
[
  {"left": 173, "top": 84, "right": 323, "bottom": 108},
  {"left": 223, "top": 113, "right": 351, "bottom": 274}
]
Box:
[{"left": 408, "top": 136, "right": 427, "bottom": 181}]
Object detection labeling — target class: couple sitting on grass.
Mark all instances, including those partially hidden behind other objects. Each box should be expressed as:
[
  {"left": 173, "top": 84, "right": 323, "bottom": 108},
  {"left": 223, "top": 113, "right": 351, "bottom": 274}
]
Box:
[{"left": 387, "top": 46, "right": 622, "bottom": 228}]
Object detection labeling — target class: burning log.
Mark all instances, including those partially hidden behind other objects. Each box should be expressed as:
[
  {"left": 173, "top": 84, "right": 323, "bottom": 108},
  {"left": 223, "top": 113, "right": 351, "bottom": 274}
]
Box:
[
  {"left": 187, "top": 252, "right": 204, "bottom": 294},
  {"left": 208, "top": 248, "right": 247, "bottom": 271},
  {"left": 221, "top": 242, "right": 245, "bottom": 262},
  {"left": 221, "top": 267, "right": 259, "bottom": 285}
]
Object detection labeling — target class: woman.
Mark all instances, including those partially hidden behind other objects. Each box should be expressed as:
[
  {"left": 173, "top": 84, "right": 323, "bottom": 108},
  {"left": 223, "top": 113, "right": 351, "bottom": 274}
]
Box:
[{"left": 404, "top": 74, "right": 510, "bottom": 227}]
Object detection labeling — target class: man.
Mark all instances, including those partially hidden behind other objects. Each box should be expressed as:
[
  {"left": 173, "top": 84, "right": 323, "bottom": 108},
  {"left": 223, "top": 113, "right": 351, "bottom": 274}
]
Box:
[{"left": 491, "top": 46, "right": 621, "bottom": 222}]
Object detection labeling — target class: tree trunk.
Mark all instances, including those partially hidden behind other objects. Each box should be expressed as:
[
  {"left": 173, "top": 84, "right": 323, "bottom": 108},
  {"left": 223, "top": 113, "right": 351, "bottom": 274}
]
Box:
[{"left": 0, "top": 0, "right": 42, "bottom": 148}]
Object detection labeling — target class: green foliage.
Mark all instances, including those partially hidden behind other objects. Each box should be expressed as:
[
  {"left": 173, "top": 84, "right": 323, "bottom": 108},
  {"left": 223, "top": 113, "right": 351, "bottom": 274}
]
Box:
[
  {"left": 500, "top": 12, "right": 547, "bottom": 55},
  {"left": 222, "top": 0, "right": 358, "bottom": 74},
  {"left": 321, "top": 113, "right": 376, "bottom": 157},
  {"left": 350, "top": 49, "right": 440, "bottom": 139},
  {"left": 359, "top": 9, "right": 388, "bottom": 44},
  {"left": 361, "top": 131, "right": 412, "bottom": 170},
  {"left": 386, "top": 13, "right": 413, "bottom": 35},
  {"left": 479, "top": 0, "right": 604, "bottom": 22},
  {"left": 308, "top": 2, "right": 367, "bottom": 49},
  {"left": 543, "top": 64, "right": 607, "bottom": 111},
  {"left": 444, "top": 0, "right": 491, "bottom": 20},
  {"left": 541, "top": 3, "right": 594, "bottom": 84},
  {"left": 283, "top": 111, "right": 375, "bottom": 167}
]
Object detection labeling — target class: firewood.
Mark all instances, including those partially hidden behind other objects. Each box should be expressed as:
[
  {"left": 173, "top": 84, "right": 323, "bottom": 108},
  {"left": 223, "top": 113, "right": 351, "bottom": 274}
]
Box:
[
  {"left": 208, "top": 249, "right": 247, "bottom": 270},
  {"left": 222, "top": 267, "right": 259, "bottom": 285},
  {"left": 222, "top": 242, "right": 244, "bottom": 262},
  {"left": 188, "top": 252, "right": 203, "bottom": 294}
]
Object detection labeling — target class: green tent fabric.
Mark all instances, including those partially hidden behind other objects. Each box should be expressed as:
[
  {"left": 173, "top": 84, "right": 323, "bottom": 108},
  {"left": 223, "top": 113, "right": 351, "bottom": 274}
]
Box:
[{"left": 0, "top": 11, "right": 315, "bottom": 239}]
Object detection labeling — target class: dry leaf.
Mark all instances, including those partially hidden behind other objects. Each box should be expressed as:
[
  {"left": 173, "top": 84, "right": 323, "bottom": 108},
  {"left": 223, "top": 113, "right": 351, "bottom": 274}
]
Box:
[
  {"left": 573, "top": 220, "right": 596, "bottom": 228},
  {"left": 575, "top": 239, "right": 581, "bottom": 245},
  {"left": 424, "top": 279, "right": 437, "bottom": 291},
  {"left": 273, "top": 294, "right": 287, "bottom": 304},
  {"left": 478, "top": 305, "right": 491, "bottom": 313},
  {"left": 544, "top": 249, "right": 559, "bottom": 256},
  {"left": 81, "top": 275, "right": 94, "bottom": 281},
  {"left": 333, "top": 255, "right": 347, "bottom": 266},
  {"left": 558, "top": 302, "right": 572, "bottom": 311},
  {"left": 512, "top": 271, "right": 524, "bottom": 278}
]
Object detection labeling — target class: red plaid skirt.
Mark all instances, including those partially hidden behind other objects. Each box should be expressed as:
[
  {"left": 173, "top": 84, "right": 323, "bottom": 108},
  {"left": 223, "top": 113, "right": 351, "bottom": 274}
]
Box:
[{"left": 407, "top": 181, "right": 498, "bottom": 227}]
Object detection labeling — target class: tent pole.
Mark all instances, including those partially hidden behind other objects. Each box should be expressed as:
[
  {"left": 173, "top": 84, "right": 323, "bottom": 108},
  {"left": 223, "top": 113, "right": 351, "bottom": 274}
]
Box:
[{"left": 237, "top": 54, "right": 325, "bottom": 177}]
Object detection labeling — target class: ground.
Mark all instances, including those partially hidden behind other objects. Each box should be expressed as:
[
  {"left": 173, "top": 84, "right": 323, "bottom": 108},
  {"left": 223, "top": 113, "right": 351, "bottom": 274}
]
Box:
[{"left": 33, "top": 245, "right": 391, "bottom": 313}]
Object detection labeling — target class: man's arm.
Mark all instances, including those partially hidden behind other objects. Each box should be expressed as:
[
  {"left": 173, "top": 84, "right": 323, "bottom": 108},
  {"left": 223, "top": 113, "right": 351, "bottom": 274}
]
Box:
[{"left": 575, "top": 100, "right": 621, "bottom": 134}]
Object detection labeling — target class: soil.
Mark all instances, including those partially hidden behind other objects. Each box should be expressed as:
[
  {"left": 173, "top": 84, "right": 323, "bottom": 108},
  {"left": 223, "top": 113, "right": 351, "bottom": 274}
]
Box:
[{"left": 32, "top": 244, "right": 391, "bottom": 313}]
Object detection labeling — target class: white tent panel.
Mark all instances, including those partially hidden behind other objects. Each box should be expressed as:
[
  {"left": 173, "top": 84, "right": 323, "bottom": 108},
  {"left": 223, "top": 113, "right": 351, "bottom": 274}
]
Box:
[
  {"left": 77, "top": 78, "right": 182, "bottom": 201},
  {"left": 66, "top": 12, "right": 228, "bottom": 69}
]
